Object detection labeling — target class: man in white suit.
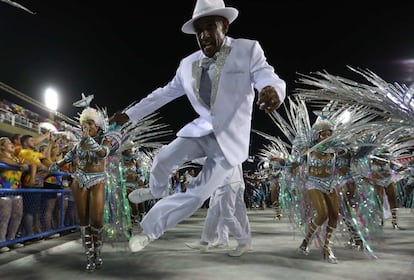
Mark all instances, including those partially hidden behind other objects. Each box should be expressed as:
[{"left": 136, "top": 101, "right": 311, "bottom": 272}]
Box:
[
  {"left": 109, "top": 0, "right": 286, "bottom": 254},
  {"left": 185, "top": 164, "right": 252, "bottom": 257}
]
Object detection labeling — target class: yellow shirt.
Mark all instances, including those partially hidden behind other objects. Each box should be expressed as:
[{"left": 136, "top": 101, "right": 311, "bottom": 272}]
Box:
[
  {"left": 18, "top": 149, "right": 43, "bottom": 164},
  {"left": 18, "top": 149, "right": 45, "bottom": 188}
]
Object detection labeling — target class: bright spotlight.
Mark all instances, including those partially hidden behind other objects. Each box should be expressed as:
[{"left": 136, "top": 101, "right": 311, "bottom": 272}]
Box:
[{"left": 44, "top": 88, "right": 58, "bottom": 111}]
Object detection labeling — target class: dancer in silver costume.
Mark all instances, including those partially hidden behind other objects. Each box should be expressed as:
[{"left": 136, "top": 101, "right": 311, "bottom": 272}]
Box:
[
  {"left": 294, "top": 117, "right": 342, "bottom": 264},
  {"left": 255, "top": 99, "right": 343, "bottom": 263},
  {"left": 254, "top": 94, "right": 385, "bottom": 262},
  {"left": 103, "top": 115, "right": 171, "bottom": 244},
  {"left": 121, "top": 143, "right": 143, "bottom": 223},
  {"left": 365, "top": 152, "right": 403, "bottom": 230},
  {"left": 335, "top": 149, "right": 364, "bottom": 250},
  {"left": 289, "top": 66, "right": 414, "bottom": 254},
  {"left": 120, "top": 142, "right": 149, "bottom": 224},
  {"left": 49, "top": 96, "right": 112, "bottom": 271}
]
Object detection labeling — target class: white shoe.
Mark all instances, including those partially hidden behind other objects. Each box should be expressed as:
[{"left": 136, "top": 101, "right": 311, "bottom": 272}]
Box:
[
  {"left": 128, "top": 188, "right": 155, "bottom": 204},
  {"left": 185, "top": 241, "right": 208, "bottom": 253},
  {"left": 228, "top": 244, "right": 250, "bottom": 257},
  {"left": 0, "top": 246, "right": 10, "bottom": 253},
  {"left": 129, "top": 234, "right": 150, "bottom": 252},
  {"left": 210, "top": 241, "right": 229, "bottom": 249}
]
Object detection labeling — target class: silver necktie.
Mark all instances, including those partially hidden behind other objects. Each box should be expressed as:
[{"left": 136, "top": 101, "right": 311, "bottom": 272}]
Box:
[{"left": 199, "top": 57, "right": 215, "bottom": 107}]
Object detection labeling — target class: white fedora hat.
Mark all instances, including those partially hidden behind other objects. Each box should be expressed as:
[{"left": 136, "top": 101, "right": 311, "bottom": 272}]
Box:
[{"left": 181, "top": 0, "right": 239, "bottom": 34}]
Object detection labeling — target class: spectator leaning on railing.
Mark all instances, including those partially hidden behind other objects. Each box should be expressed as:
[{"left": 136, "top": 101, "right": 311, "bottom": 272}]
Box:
[
  {"left": 18, "top": 134, "right": 49, "bottom": 237},
  {"left": 0, "top": 136, "right": 29, "bottom": 252},
  {"left": 11, "top": 132, "right": 51, "bottom": 158},
  {"left": 38, "top": 133, "right": 66, "bottom": 238}
]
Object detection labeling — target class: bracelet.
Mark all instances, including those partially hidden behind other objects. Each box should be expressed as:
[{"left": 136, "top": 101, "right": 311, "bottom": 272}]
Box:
[
  {"left": 49, "top": 162, "right": 60, "bottom": 173},
  {"left": 84, "top": 136, "right": 102, "bottom": 153}
]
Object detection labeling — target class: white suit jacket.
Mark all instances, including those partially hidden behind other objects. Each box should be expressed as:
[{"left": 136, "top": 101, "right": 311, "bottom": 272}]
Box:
[{"left": 126, "top": 37, "right": 286, "bottom": 166}]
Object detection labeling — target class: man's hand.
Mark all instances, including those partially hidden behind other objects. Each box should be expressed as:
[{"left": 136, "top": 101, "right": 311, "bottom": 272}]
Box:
[
  {"left": 109, "top": 112, "right": 130, "bottom": 126},
  {"left": 256, "top": 86, "right": 281, "bottom": 113}
]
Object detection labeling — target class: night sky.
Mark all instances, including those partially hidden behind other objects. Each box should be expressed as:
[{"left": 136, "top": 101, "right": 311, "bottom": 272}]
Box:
[{"left": 1, "top": 0, "right": 414, "bottom": 158}]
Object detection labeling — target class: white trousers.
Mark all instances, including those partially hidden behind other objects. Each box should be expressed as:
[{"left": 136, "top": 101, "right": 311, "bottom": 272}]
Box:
[
  {"left": 140, "top": 134, "right": 235, "bottom": 240},
  {"left": 200, "top": 165, "right": 251, "bottom": 246}
]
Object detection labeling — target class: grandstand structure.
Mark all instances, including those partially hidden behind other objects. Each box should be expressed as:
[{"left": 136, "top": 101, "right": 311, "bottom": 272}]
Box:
[{"left": 0, "top": 80, "right": 77, "bottom": 137}]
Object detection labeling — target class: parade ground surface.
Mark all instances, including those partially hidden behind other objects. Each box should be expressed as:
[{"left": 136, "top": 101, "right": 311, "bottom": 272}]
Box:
[{"left": 1, "top": 208, "right": 413, "bottom": 280}]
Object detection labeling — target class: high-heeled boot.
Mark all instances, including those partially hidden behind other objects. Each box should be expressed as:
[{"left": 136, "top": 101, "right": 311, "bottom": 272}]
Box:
[
  {"left": 299, "top": 221, "right": 319, "bottom": 255},
  {"left": 80, "top": 225, "right": 96, "bottom": 271},
  {"left": 272, "top": 202, "right": 283, "bottom": 220},
  {"left": 323, "top": 226, "right": 338, "bottom": 264},
  {"left": 391, "top": 208, "right": 403, "bottom": 230},
  {"left": 91, "top": 226, "right": 104, "bottom": 269},
  {"left": 343, "top": 219, "right": 354, "bottom": 248},
  {"left": 352, "top": 235, "right": 364, "bottom": 251},
  {"left": 343, "top": 219, "right": 363, "bottom": 251}
]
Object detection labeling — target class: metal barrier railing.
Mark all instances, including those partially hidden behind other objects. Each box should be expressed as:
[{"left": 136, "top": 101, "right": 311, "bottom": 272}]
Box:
[{"left": 0, "top": 164, "right": 79, "bottom": 248}]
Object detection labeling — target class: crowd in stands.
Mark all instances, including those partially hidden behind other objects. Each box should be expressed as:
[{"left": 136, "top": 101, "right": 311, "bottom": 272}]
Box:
[
  {"left": 0, "top": 98, "right": 66, "bottom": 134},
  {"left": 0, "top": 132, "right": 78, "bottom": 253}
]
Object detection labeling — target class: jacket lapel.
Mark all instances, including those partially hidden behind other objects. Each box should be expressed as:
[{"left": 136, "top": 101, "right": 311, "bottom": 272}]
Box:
[{"left": 192, "top": 59, "right": 204, "bottom": 105}]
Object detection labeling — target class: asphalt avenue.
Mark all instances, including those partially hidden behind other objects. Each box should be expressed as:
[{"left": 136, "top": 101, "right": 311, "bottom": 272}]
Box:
[{"left": 1, "top": 208, "right": 413, "bottom": 280}]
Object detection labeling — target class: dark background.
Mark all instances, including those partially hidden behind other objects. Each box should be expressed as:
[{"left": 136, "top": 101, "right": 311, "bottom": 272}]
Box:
[{"left": 1, "top": 1, "right": 414, "bottom": 161}]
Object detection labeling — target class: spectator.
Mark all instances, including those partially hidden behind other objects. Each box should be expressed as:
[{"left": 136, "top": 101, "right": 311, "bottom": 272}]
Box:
[
  {"left": 39, "top": 135, "right": 62, "bottom": 238},
  {"left": 0, "top": 137, "right": 28, "bottom": 252},
  {"left": 18, "top": 134, "right": 48, "bottom": 238},
  {"left": 185, "top": 164, "right": 251, "bottom": 257},
  {"left": 10, "top": 134, "right": 21, "bottom": 157}
]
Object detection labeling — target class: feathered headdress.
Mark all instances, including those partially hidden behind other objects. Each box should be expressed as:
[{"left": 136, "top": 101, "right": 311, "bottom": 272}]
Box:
[
  {"left": 74, "top": 93, "right": 108, "bottom": 133},
  {"left": 310, "top": 111, "right": 333, "bottom": 143}
]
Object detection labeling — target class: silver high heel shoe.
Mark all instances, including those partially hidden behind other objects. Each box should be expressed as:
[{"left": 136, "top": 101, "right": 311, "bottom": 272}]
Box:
[
  {"left": 323, "top": 226, "right": 338, "bottom": 264},
  {"left": 352, "top": 238, "right": 364, "bottom": 251},
  {"left": 391, "top": 221, "right": 403, "bottom": 230},
  {"left": 274, "top": 206, "right": 283, "bottom": 220},
  {"left": 323, "top": 245, "right": 338, "bottom": 264},
  {"left": 298, "top": 239, "right": 310, "bottom": 255}
]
